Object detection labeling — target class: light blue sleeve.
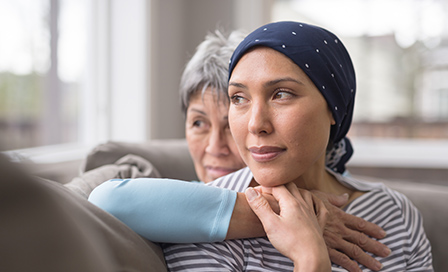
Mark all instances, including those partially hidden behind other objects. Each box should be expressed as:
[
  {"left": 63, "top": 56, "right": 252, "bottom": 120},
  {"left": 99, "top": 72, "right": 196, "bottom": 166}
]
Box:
[{"left": 88, "top": 178, "right": 237, "bottom": 243}]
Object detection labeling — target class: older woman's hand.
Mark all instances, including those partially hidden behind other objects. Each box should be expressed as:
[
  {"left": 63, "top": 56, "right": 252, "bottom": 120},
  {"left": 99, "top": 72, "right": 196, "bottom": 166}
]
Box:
[
  {"left": 311, "top": 190, "right": 391, "bottom": 272},
  {"left": 246, "top": 183, "right": 331, "bottom": 272}
]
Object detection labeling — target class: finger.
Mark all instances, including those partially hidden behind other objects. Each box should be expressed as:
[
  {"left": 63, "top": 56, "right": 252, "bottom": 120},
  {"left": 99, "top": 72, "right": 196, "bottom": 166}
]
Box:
[
  {"left": 299, "top": 189, "right": 317, "bottom": 214},
  {"left": 253, "top": 186, "right": 264, "bottom": 195},
  {"left": 311, "top": 194, "right": 329, "bottom": 231},
  {"left": 342, "top": 213, "right": 387, "bottom": 240},
  {"left": 259, "top": 186, "right": 273, "bottom": 195},
  {"left": 344, "top": 228, "right": 391, "bottom": 258},
  {"left": 322, "top": 200, "right": 389, "bottom": 256},
  {"left": 332, "top": 237, "right": 383, "bottom": 271},
  {"left": 283, "top": 182, "right": 303, "bottom": 200},
  {"left": 329, "top": 193, "right": 349, "bottom": 207},
  {"left": 294, "top": 188, "right": 314, "bottom": 207},
  {"left": 312, "top": 190, "right": 350, "bottom": 207},
  {"left": 245, "top": 187, "right": 278, "bottom": 228},
  {"left": 327, "top": 248, "right": 361, "bottom": 272},
  {"left": 270, "top": 184, "right": 298, "bottom": 206}
]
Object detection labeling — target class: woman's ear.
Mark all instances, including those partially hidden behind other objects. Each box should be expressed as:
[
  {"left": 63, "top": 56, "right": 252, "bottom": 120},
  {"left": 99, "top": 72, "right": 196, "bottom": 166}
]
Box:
[
  {"left": 328, "top": 110, "right": 336, "bottom": 125},
  {"left": 331, "top": 116, "right": 336, "bottom": 125}
]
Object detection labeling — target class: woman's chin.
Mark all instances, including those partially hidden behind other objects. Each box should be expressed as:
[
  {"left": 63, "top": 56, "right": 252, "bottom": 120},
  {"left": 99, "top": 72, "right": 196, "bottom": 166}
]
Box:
[{"left": 252, "top": 176, "right": 285, "bottom": 188}]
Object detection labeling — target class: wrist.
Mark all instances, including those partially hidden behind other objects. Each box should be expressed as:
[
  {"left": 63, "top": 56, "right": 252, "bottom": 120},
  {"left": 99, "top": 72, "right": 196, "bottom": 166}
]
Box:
[
  {"left": 293, "top": 254, "right": 331, "bottom": 272},
  {"left": 292, "top": 241, "right": 331, "bottom": 272}
]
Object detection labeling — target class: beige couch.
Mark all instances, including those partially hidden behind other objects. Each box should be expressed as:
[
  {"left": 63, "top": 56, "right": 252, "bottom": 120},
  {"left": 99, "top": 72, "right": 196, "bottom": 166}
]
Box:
[{"left": 82, "top": 139, "right": 448, "bottom": 271}]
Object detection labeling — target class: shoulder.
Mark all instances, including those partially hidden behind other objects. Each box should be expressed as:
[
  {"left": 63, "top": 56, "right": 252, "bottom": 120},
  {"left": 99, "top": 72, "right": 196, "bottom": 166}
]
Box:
[
  {"left": 340, "top": 174, "right": 419, "bottom": 220},
  {"left": 341, "top": 176, "right": 433, "bottom": 270},
  {"left": 206, "top": 167, "right": 253, "bottom": 192},
  {"left": 340, "top": 174, "right": 420, "bottom": 217},
  {"left": 339, "top": 174, "right": 426, "bottom": 245}
]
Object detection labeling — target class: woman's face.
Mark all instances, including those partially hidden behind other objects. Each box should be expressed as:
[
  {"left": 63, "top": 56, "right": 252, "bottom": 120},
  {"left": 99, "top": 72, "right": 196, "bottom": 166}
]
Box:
[
  {"left": 228, "top": 47, "right": 335, "bottom": 187},
  {"left": 186, "top": 88, "right": 246, "bottom": 183}
]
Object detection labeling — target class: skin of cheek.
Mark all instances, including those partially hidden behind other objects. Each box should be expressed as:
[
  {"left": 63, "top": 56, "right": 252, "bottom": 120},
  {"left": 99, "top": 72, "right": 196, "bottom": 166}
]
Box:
[
  {"left": 228, "top": 47, "right": 335, "bottom": 188},
  {"left": 185, "top": 90, "right": 247, "bottom": 183},
  {"left": 230, "top": 101, "right": 333, "bottom": 188},
  {"left": 185, "top": 122, "right": 206, "bottom": 182}
]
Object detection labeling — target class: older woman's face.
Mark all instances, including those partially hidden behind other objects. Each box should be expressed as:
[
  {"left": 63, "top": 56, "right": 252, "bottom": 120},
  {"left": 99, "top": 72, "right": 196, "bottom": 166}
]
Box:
[
  {"left": 186, "top": 88, "right": 246, "bottom": 183},
  {"left": 228, "top": 47, "right": 335, "bottom": 187}
]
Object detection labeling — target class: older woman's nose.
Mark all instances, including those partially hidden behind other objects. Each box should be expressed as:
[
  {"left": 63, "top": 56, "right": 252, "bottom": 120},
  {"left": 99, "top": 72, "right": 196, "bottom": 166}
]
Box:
[
  {"left": 205, "top": 128, "right": 230, "bottom": 156},
  {"left": 248, "top": 102, "right": 273, "bottom": 135}
]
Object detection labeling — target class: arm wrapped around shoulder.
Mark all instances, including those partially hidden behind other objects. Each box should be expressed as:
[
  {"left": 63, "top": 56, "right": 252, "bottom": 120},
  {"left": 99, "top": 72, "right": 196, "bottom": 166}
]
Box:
[{"left": 89, "top": 178, "right": 237, "bottom": 243}]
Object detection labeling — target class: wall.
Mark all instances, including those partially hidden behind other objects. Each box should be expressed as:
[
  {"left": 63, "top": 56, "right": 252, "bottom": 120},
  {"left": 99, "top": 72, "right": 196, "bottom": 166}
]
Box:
[{"left": 146, "top": 0, "right": 272, "bottom": 139}]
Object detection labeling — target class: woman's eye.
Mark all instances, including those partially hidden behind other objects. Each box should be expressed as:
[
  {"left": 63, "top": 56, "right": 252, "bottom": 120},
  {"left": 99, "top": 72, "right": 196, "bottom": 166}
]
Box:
[
  {"left": 192, "top": 120, "right": 204, "bottom": 128},
  {"left": 274, "top": 90, "right": 294, "bottom": 100},
  {"left": 189, "top": 119, "right": 210, "bottom": 134},
  {"left": 230, "top": 95, "right": 247, "bottom": 105}
]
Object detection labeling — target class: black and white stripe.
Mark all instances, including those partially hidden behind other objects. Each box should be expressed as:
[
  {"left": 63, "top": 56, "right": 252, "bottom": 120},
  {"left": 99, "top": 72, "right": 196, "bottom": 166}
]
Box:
[{"left": 163, "top": 167, "right": 433, "bottom": 271}]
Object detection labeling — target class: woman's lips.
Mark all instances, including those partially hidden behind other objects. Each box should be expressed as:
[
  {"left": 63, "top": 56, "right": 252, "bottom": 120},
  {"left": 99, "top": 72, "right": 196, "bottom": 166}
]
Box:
[
  {"left": 206, "top": 166, "right": 238, "bottom": 178},
  {"left": 248, "top": 146, "right": 285, "bottom": 162}
]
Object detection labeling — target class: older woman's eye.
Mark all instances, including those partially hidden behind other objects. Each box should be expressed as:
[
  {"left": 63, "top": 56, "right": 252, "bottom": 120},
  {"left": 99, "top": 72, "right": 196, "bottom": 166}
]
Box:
[
  {"left": 189, "top": 119, "right": 210, "bottom": 134},
  {"left": 192, "top": 120, "right": 204, "bottom": 128}
]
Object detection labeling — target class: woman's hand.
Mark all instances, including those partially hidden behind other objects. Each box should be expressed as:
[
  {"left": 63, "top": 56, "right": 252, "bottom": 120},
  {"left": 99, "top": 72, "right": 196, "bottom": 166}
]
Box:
[
  {"left": 228, "top": 186, "right": 390, "bottom": 272},
  {"left": 245, "top": 183, "right": 331, "bottom": 272},
  {"left": 311, "top": 190, "right": 390, "bottom": 271}
]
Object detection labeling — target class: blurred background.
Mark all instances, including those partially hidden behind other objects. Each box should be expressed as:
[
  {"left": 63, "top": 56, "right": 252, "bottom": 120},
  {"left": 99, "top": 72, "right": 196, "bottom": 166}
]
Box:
[{"left": 0, "top": 0, "right": 447, "bottom": 184}]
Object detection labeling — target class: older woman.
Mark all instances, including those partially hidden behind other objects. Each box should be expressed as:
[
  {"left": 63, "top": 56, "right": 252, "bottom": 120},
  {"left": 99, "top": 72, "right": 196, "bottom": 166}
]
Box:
[
  {"left": 158, "top": 22, "right": 433, "bottom": 271},
  {"left": 180, "top": 30, "right": 247, "bottom": 183},
  {"left": 89, "top": 27, "right": 399, "bottom": 271}
]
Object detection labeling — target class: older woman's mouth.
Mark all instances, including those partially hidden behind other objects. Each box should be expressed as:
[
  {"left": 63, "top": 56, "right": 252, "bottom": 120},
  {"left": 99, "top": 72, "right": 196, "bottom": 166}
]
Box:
[
  {"left": 205, "top": 166, "right": 238, "bottom": 179},
  {"left": 248, "top": 146, "right": 285, "bottom": 163}
]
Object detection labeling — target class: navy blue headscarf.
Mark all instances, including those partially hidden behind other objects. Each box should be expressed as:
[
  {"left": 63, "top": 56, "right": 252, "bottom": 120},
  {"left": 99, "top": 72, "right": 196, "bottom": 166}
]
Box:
[{"left": 228, "top": 21, "right": 355, "bottom": 174}]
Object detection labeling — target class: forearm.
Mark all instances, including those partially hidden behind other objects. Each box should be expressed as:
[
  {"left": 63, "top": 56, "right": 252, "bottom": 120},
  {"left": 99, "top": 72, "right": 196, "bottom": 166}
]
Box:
[
  {"left": 226, "top": 192, "right": 265, "bottom": 239},
  {"left": 88, "top": 178, "right": 236, "bottom": 243}
]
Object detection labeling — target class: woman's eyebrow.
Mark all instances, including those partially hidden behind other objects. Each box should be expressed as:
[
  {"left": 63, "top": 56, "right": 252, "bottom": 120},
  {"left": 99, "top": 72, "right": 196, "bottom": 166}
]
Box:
[
  {"left": 228, "top": 82, "right": 246, "bottom": 89},
  {"left": 188, "top": 108, "right": 207, "bottom": 116},
  {"left": 264, "top": 77, "right": 304, "bottom": 87},
  {"left": 229, "top": 77, "right": 304, "bottom": 89}
]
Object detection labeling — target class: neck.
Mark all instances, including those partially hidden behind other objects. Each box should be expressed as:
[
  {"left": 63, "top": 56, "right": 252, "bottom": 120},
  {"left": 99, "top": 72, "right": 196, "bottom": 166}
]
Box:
[{"left": 292, "top": 156, "right": 348, "bottom": 196}]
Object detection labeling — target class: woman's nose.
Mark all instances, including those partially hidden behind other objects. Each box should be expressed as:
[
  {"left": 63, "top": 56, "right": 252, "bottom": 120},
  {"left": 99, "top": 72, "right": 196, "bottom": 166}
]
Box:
[
  {"left": 248, "top": 102, "right": 273, "bottom": 135},
  {"left": 205, "top": 128, "right": 230, "bottom": 156}
]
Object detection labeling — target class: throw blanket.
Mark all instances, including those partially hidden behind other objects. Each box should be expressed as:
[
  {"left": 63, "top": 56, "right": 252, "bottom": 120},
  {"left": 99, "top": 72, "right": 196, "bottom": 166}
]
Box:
[{"left": 65, "top": 154, "right": 161, "bottom": 198}]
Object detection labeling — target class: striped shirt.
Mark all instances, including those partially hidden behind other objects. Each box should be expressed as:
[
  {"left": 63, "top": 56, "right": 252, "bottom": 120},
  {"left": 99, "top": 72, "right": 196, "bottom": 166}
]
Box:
[{"left": 162, "top": 167, "right": 433, "bottom": 271}]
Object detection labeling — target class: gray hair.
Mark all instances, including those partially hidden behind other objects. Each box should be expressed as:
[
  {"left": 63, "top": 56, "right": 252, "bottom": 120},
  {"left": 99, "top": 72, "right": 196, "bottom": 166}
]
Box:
[{"left": 180, "top": 29, "right": 246, "bottom": 116}]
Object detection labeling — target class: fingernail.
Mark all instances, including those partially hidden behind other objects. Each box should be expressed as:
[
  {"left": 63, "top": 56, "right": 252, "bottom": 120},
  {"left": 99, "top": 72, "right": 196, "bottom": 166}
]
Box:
[
  {"left": 375, "top": 260, "right": 383, "bottom": 271},
  {"left": 246, "top": 188, "right": 259, "bottom": 201},
  {"left": 383, "top": 247, "right": 391, "bottom": 256},
  {"left": 380, "top": 230, "right": 387, "bottom": 238},
  {"left": 342, "top": 193, "right": 349, "bottom": 200}
]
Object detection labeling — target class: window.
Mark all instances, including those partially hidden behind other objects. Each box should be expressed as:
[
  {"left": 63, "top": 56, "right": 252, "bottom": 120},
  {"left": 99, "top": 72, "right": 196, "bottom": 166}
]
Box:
[
  {"left": 0, "top": 0, "right": 88, "bottom": 150},
  {"left": 272, "top": 0, "right": 448, "bottom": 183},
  {"left": 272, "top": 0, "right": 448, "bottom": 139},
  {"left": 1, "top": 0, "right": 149, "bottom": 163}
]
